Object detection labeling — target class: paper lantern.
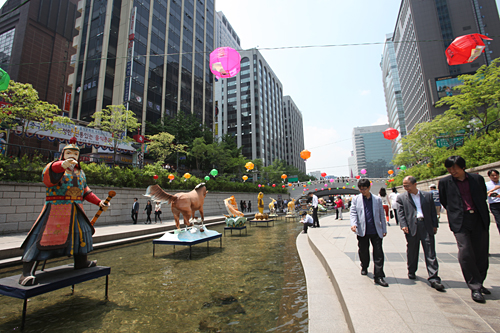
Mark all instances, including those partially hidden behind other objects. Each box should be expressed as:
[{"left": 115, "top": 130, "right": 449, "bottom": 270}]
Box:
[
  {"left": 388, "top": 170, "right": 394, "bottom": 175},
  {"left": 210, "top": 169, "right": 218, "bottom": 177},
  {"left": 242, "top": 175, "right": 248, "bottom": 182},
  {"left": 153, "top": 175, "right": 158, "bottom": 180},
  {"left": 168, "top": 174, "right": 175, "bottom": 183},
  {"left": 446, "top": 34, "right": 492, "bottom": 66},
  {"left": 315, "top": 188, "right": 317, "bottom": 191},
  {"left": 307, "top": 181, "right": 311, "bottom": 185},
  {"left": 355, "top": 175, "right": 360, "bottom": 179},
  {"left": 321, "top": 172, "right": 327, "bottom": 177},
  {"left": 346, "top": 183, "right": 349, "bottom": 185},
  {"left": 281, "top": 174, "right": 287, "bottom": 180},
  {"left": 272, "top": 184, "right": 276, "bottom": 187},
  {"left": 245, "top": 162, "right": 254, "bottom": 171},
  {"left": 288, "top": 183, "right": 292, "bottom": 187},
  {"left": 300, "top": 150, "right": 311, "bottom": 161},
  {"left": 303, "top": 184, "right": 306, "bottom": 188},
  {"left": 204, "top": 176, "right": 210, "bottom": 181},
  {"left": 324, "top": 184, "right": 327, "bottom": 187},
  {"left": 328, "top": 188, "right": 331, "bottom": 190},
  {"left": 329, "top": 179, "right": 334, "bottom": 183},
  {"left": 0, "top": 68, "right": 10, "bottom": 91},
  {"left": 400, "top": 165, "right": 407, "bottom": 171},
  {"left": 209, "top": 47, "right": 241, "bottom": 79},
  {"left": 383, "top": 127, "right": 399, "bottom": 140},
  {"left": 292, "top": 188, "right": 295, "bottom": 191},
  {"left": 183, "top": 173, "right": 191, "bottom": 182},
  {"left": 282, "top": 185, "right": 285, "bottom": 188},
  {"left": 258, "top": 184, "right": 262, "bottom": 187},
  {"left": 342, "top": 186, "right": 346, "bottom": 189}
]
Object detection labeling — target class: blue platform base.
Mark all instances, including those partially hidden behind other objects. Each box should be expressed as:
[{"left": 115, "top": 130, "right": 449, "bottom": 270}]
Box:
[
  {"left": 249, "top": 219, "right": 275, "bottom": 227},
  {"left": 0, "top": 264, "right": 110, "bottom": 330},
  {"left": 153, "top": 233, "right": 222, "bottom": 258},
  {"left": 224, "top": 226, "right": 247, "bottom": 236}
]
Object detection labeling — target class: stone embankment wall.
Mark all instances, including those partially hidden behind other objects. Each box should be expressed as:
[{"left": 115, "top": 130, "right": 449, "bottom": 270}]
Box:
[{"left": 0, "top": 182, "right": 289, "bottom": 234}]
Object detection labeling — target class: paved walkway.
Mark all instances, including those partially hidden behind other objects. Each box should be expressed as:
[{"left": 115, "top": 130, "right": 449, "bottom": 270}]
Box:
[{"left": 306, "top": 212, "right": 500, "bottom": 332}]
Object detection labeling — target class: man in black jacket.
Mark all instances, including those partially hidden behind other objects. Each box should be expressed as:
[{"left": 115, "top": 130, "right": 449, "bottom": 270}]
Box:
[{"left": 439, "top": 156, "right": 490, "bottom": 303}]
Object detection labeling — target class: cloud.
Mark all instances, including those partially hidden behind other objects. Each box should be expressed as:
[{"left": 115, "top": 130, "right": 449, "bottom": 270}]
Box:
[
  {"left": 371, "top": 114, "right": 388, "bottom": 125},
  {"left": 304, "top": 126, "right": 351, "bottom": 176},
  {"left": 360, "top": 90, "right": 371, "bottom": 96}
]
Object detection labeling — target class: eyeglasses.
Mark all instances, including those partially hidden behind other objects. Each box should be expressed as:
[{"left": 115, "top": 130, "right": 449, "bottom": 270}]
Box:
[{"left": 359, "top": 187, "right": 369, "bottom": 191}]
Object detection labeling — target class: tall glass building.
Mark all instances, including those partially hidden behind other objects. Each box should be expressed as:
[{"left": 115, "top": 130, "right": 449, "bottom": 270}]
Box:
[
  {"left": 381, "top": 33, "right": 406, "bottom": 155},
  {"left": 352, "top": 125, "right": 394, "bottom": 178},
  {"left": 70, "top": 0, "right": 215, "bottom": 132}
]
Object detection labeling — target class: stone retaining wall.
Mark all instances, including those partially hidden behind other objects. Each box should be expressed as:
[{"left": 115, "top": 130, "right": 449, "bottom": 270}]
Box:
[{"left": 0, "top": 182, "right": 289, "bottom": 234}]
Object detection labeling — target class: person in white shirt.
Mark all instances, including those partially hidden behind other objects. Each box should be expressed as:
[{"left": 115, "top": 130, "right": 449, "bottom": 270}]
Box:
[
  {"left": 388, "top": 188, "right": 399, "bottom": 225},
  {"left": 378, "top": 188, "right": 390, "bottom": 226},
  {"left": 308, "top": 192, "right": 320, "bottom": 227},
  {"left": 486, "top": 169, "right": 500, "bottom": 234},
  {"left": 397, "top": 176, "right": 443, "bottom": 291},
  {"left": 154, "top": 201, "right": 162, "bottom": 224},
  {"left": 300, "top": 211, "right": 314, "bottom": 233}
]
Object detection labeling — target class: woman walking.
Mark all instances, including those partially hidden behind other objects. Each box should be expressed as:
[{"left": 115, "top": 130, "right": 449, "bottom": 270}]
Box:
[
  {"left": 335, "top": 196, "right": 344, "bottom": 220},
  {"left": 378, "top": 188, "right": 390, "bottom": 226},
  {"left": 144, "top": 200, "right": 153, "bottom": 224},
  {"left": 154, "top": 201, "right": 162, "bottom": 224}
]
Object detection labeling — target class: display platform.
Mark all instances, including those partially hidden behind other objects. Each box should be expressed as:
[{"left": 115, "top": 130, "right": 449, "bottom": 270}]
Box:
[
  {"left": 285, "top": 214, "right": 299, "bottom": 221},
  {"left": 0, "top": 265, "right": 110, "bottom": 330},
  {"left": 152, "top": 226, "right": 222, "bottom": 258},
  {"left": 248, "top": 219, "right": 275, "bottom": 227},
  {"left": 224, "top": 226, "right": 247, "bottom": 236}
]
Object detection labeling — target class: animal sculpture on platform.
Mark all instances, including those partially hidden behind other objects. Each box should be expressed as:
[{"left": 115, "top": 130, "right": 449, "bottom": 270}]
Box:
[
  {"left": 269, "top": 197, "right": 278, "bottom": 217},
  {"left": 257, "top": 192, "right": 264, "bottom": 214},
  {"left": 286, "top": 199, "right": 297, "bottom": 216},
  {"left": 223, "top": 196, "right": 246, "bottom": 227},
  {"left": 145, "top": 183, "right": 207, "bottom": 229},
  {"left": 254, "top": 213, "right": 269, "bottom": 220}
]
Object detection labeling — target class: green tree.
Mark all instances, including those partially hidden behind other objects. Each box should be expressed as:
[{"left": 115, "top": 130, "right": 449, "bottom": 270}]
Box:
[
  {"left": 0, "top": 81, "right": 73, "bottom": 145},
  {"left": 190, "top": 137, "right": 209, "bottom": 170},
  {"left": 146, "top": 131, "right": 187, "bottom": 164},
  {"left": 88, "top": 104, "right": 141, "bottom": 165}
]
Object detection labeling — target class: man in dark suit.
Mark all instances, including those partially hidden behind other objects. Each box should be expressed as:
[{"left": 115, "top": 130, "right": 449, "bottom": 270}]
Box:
[
  {"left": 397, "top": 176, "right": 444, "bottom": 291},
  {"left": 131, "top": 198, "right": 139, "bottom": 224},
  {"left": 439, "top": 156, "right": 490, "bottom": 303}
]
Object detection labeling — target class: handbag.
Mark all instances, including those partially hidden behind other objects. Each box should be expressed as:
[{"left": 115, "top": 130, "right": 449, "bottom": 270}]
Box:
[{"left": 390, "top": 210, "right": 394, "bottom": 219}]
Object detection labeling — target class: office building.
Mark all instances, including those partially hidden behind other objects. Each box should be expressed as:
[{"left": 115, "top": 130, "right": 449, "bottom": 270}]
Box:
[
  {"left": 0, "top": 0, "right": 79, "bottom": 111},
  {"left": 348, "top": 153, "right": 356, "bottom": 178},
  {"left": 381, "top": 33, "right": 406, "bottom": 154},
  {"left": 215, "top": 11, "right": 240, "bottom": 51},
  {"left": 215, "top": 48, "right": 286, "bottom": 167},
  {"left": 392, "top": 0, "right": 500, "bottom": 132},
  {"left": 70, "top": 0, "right": 216, "bottom": 132},
  {"left": 283, "top": 96, "right": 305, "bottom": 173},
  {"left": 352, "top": 124, "right": 394, "bottom": 178}
]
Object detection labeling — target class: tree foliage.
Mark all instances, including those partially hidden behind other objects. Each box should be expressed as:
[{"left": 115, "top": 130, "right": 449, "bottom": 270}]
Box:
[
  {"left": 0, "top": 81, "right": 73, "bottom": 144},
  {"left": 146, "top": 131, "right": 187, "bottom": 164}
]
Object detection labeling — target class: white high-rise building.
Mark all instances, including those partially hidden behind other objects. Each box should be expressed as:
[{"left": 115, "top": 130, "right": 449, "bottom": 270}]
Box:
[{"left": 283, "top": 96, "right": 305, "bottom": 173}]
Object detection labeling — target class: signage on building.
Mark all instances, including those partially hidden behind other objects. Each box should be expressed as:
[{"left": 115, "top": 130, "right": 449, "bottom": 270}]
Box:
[
  {"left": 124, "top": 7, "right": 137, "bottom": 103},
  {"left": 63, "top": 92, "right": 71, "bottom": 112}
]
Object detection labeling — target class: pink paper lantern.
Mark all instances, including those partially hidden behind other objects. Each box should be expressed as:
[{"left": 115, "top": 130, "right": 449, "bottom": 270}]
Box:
[
  {"left": 209, "top": 47, "right": 241, "bottom": 79},
  {"left": 329, "top": 179, "right": 334, "bottom": 183},
  {"left": 324, "top": 184, "right": 327, "bottom": 187},
  {"left": 360, "top": 169, "right": 367, "bottom": 175},
  {"left": 258, "top": 184, "right": 262, "bottom": 187}
]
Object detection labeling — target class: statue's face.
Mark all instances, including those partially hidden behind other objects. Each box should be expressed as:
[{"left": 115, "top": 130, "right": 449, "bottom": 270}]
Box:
[{"left": 63, "top": 149, "right": 79, "bottom": 161}]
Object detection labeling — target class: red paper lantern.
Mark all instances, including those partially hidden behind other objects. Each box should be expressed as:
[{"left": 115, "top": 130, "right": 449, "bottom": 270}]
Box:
[
  {"left": 153, "top": 175, "right": 158, "bottom": 180},
  {"left": 272, "top": 184, "right": 276, "bottom": 187},
  {"left": 321, "top": 172, "right": 327, "bottom": 177},
  {"left": 383, "top": 127, "right": 399, "bottom": 140},
  {"left": 355, "top": 175, "right": 361, "bottom": 179},
  {"left": 282, "top": 185, "right": 285, "bottom": 188},
  {"left": 446, "top": 34, "right": 492, "bottom": 66},
  {"left": 315, "top": 188, "right": 318, "bottom": 191}
]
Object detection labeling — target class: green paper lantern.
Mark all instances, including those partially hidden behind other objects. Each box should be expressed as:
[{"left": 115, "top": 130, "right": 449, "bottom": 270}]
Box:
[
  {"left": 307, "top": 181, "right": 311, "bottom": 185},
  {"left": 204, "top": 176, "right": 210, "bottom": 181},
  {"left": 0, "top": 68, "right": 10, "bottom": 92},
  {"left": 210, "top": 169, "right": 218, "bottom": 177},
  {"left": 346, "top": 182, "right": 349, "bottom": 185},
  {"left": 400, "top": 165, "right": 407, "bottom": 171}
]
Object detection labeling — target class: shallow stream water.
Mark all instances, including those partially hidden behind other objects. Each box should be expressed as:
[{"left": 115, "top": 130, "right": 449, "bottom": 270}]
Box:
[{"left": 0, "top": 217, "right": 308, "bottom": 332}]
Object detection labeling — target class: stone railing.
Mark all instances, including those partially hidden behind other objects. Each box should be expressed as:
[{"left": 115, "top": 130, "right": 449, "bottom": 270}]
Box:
[{"left": 0, "top": 182, "right": 289, "bottom": 234}]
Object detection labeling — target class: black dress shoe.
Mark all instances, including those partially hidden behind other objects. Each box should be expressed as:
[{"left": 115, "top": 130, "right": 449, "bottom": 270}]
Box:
[
  {"left": 361, "top": 268, "right": 367, "bottom": 275},
  {"left": 375, "top": 277, "right": 388, "bottom": 287},
  {"left": 430, "top": 281, "right": 445, "bottom": 291},
  {"left": 472, "top": 290, "right": 485, "bottom": 303},
  {"left": 408, "top": 273, "right": 416, "bottom": 280},
  {"left": 481, "top": 287, "right": 491, "bottom": 295}
]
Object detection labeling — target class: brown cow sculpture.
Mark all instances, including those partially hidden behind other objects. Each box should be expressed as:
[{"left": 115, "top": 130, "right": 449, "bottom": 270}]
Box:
[{"left": 144, "top": 183, "right": 208, "bottom": 229}]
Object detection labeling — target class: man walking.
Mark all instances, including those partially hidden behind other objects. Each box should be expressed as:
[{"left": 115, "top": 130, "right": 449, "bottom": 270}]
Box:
[
  {"left": 439, "top": 156, "right": 490, "bottom": 303},
  {"left": 308, "top": 192, "right": 320, "bottom": 228},
  {"left": 350, "top": 178, "right": 388, "bottom": 287},
  {"left": 429, "top": 184, "right": 441, "bottom": 219},
  {"left": 131, "top": 198, "right": 139, "bottom": 224},
  {"left": 397, "top": 176, "right": 444, "bottom": 291},
  {"left": 486, "top": 169, "right": 500, "bottom": 234}
]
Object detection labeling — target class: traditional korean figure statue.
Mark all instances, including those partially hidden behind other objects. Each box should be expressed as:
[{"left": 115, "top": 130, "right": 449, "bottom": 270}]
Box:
[{"left": 18, "top": 140, "right": 109, "bottom": 286}]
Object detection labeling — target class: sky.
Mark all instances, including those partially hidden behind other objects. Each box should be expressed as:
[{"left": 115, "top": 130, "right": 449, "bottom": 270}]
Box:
[{"left": 1, "top": 0, "right": 498, "bottom": 176}]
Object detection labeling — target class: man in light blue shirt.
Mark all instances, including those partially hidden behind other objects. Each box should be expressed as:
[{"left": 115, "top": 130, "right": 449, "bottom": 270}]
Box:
[{"left": 486, "top": 169, "right": 500, "bottom": 234}]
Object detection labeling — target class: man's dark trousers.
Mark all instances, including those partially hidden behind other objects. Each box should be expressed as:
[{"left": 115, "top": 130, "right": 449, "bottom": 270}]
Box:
[
  {"left": 489, "top": 202, "right": 500, "bottom": 234},
  {"left": 303, "top": 222, "right": 313, "bottom": 233},
  {"left": 312, "top": 207, "right": 320, "bottom": 227},
  {"left": 131, "top": 210, "right": 138, "bottom": 224},
  {"left": 406, "top": 220, "right": 440, "bottom": 282},
  {"left": 454, "top": 213, "right": 489, "bottom": 291},
  {"left": 357, "top": 234, "right": 385, "bottom": 278}
]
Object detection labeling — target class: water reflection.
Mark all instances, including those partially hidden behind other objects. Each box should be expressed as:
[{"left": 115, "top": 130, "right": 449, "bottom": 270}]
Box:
[{"left": 0, "top": 217, "right": 308, "bottom": 332}]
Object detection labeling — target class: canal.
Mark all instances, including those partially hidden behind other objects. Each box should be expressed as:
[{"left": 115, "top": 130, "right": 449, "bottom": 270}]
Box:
[{"left": 0, "top": 217, "right": 308, "bottom": 332}]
